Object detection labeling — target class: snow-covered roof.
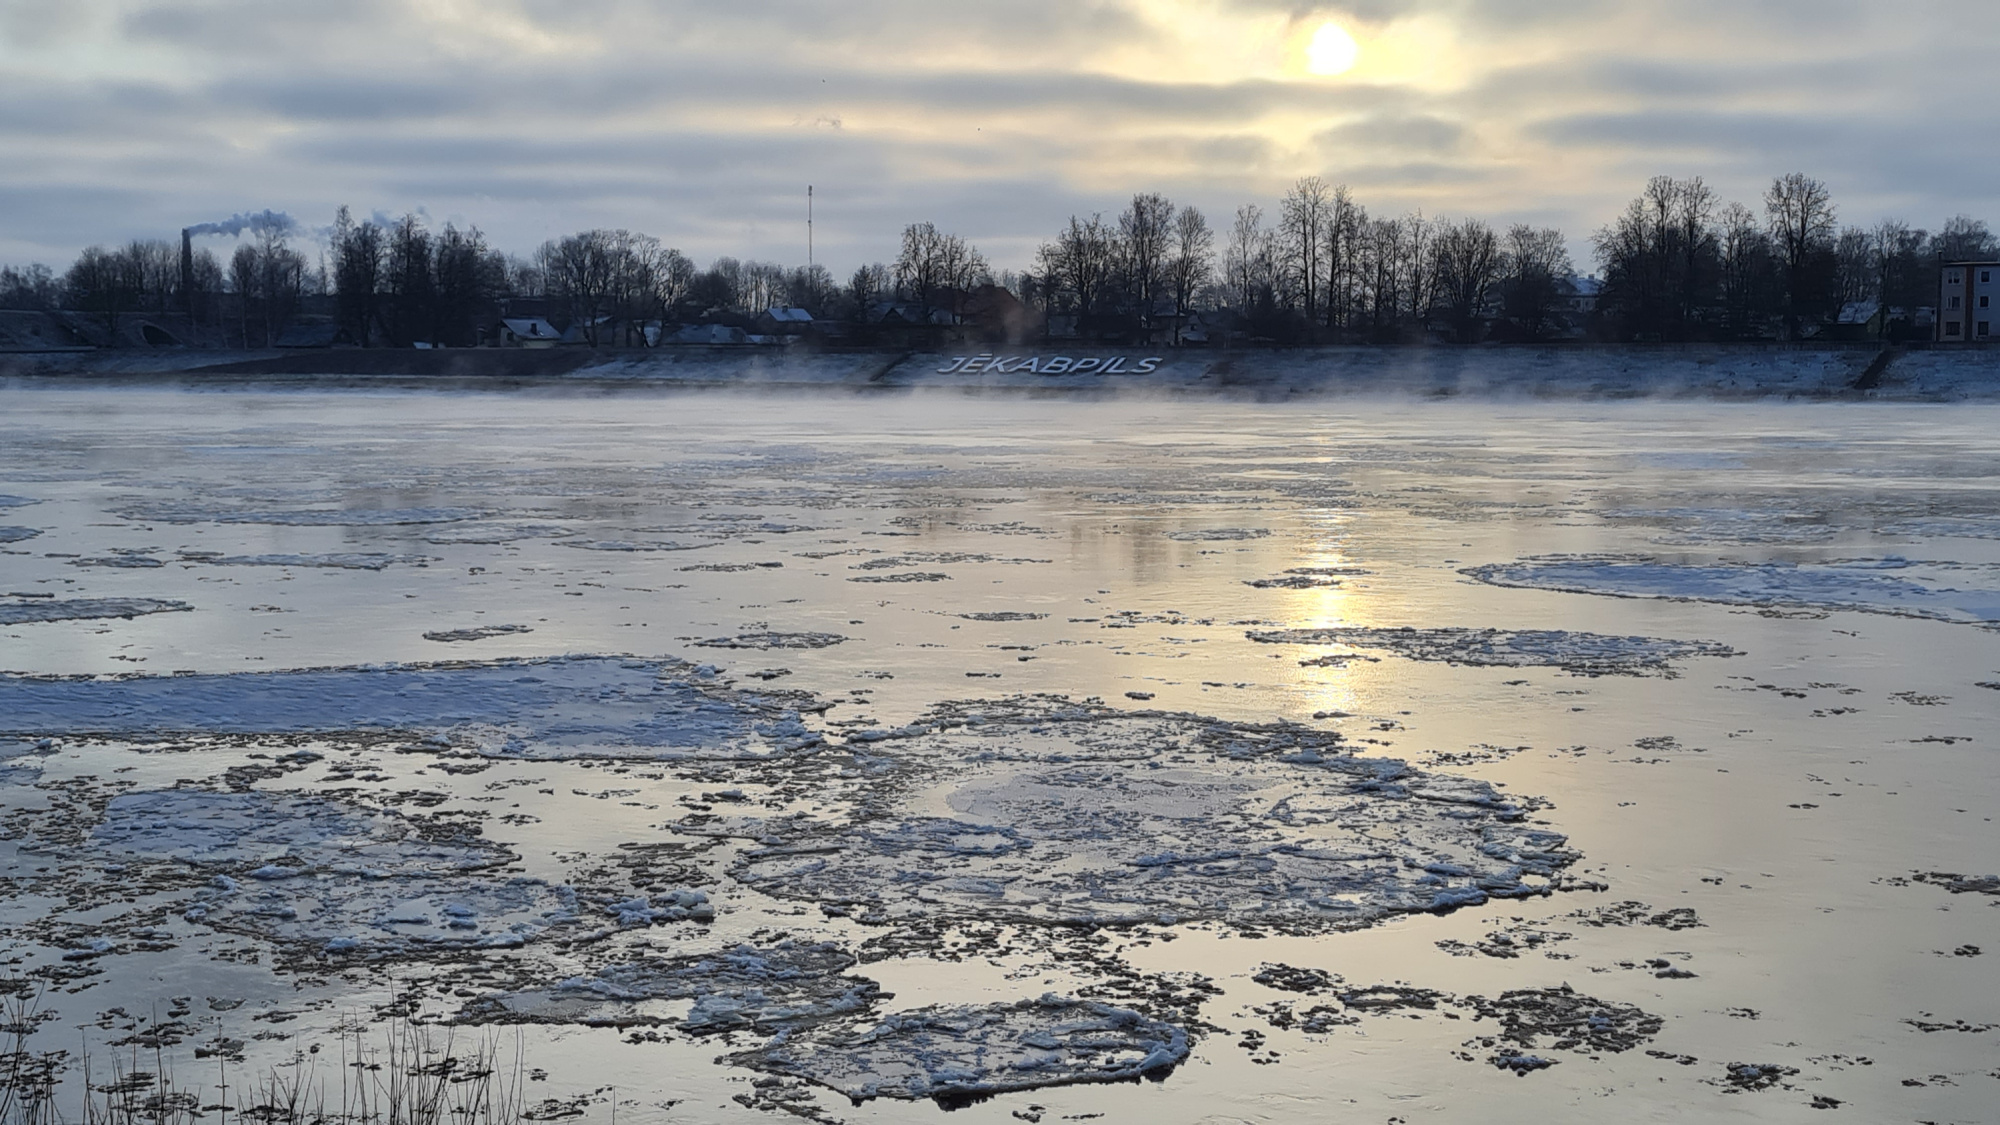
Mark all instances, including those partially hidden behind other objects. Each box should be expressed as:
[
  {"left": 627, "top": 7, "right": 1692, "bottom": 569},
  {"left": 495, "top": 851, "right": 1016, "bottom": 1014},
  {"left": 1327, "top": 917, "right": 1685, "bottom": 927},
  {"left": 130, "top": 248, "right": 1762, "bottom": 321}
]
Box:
[
  {"left": 1837, "top": 300, "right": 1881, "bottom": 325},
  {"left": 763, "top": 307, "right": 814, "bottom": 323},
  {"left": 500, "top": 317, "right": 558, "bottom": 339}
]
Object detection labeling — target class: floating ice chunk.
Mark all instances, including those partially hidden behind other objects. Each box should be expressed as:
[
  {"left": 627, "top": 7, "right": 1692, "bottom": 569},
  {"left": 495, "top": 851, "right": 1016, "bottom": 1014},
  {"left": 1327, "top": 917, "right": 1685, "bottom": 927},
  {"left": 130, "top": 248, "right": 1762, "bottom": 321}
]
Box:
[
  {"left": 735, "top": 994, "right": 1189, "bottom": 1102},
  {"left": 422, "top": 523, "right": 576, "bottom": 545},
  {"left": 72, "top": 788, "right": 573, "bottom": 955},
  {"left": 90, "top": 790, "right": 506, "bottom": 873},
  {"left": 693, "top": 632, "right": 847, "bottom": 650},
  {"left": 117, "top": 504, "right": 488, "bottom": 526},
  {"left": 0, "top": 656, "right": 821, "bottom": 761},
  {"left": 559, "top": 539, "right": 711, "bottom": 552},
  {"left": 1247, "top": 626, "right": 1738, "bottom": 677},
  {"left": 1465, "top": 555, "right": 2000, "bottom": 626},
  {"left": 1164, "top": 528, "right": 1268, "bottom": 541},
  {"left": 0, "top": 527, "right": 40, "bottom": 543},
  {"left": 183, "top": 553, "right": 432, "bottom": 570},
  {"left": 69, "top": 554, "right": 165, "bottom": 568},
  {"left": 463, "top": 942, "right": 878, "bottom": 1030},
  {"left": 733, "top": 702, "right": 1572, "bottom": 931},
  {"left": 0, "top": 598, "right": 191, "bottom": 625},
  {"left": 62, "top": 938, "right": 117, "bottom": 961}
]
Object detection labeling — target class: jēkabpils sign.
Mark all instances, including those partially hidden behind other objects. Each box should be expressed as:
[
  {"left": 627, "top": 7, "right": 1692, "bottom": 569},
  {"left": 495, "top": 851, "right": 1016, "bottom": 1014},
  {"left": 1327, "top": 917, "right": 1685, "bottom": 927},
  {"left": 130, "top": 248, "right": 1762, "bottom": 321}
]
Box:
[{"left": 935, "top": 355, "right": 1165, "bottom": 375}]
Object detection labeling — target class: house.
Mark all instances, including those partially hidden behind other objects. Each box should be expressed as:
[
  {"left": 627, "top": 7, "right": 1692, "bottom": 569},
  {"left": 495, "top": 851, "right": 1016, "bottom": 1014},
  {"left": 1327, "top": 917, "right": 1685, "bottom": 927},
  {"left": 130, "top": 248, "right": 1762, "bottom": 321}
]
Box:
[
  {"left": 755, "top": 307, "right": 815, "bottom": 335},
  {"left": 493, "top": 317, "right": 561, "bottom": 348},
  {"left": 1830, "top": 300, "right": 1885, "bottom": 341},
  {"left": 1567, "top": 275, "right": 1602, "bottom": 317},
  {"left": 1937, "top": 261, "right": 2000, "bottom": 342}
]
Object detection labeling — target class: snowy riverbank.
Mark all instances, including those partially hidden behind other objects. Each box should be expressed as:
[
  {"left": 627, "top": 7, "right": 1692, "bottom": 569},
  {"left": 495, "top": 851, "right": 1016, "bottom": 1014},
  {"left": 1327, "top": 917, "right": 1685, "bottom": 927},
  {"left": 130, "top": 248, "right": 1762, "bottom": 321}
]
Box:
[{"left": 7, "top": 343, "right": 2000, "bottom": 399}]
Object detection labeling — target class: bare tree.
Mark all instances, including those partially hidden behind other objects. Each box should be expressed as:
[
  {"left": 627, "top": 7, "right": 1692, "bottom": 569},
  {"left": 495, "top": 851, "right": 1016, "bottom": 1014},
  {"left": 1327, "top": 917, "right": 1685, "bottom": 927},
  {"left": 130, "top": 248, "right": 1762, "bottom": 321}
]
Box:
[
  {"left": 1166, "top": 205, "right": 1212, "bottom": 344},
  {"left": 65, "top": 245, "right": 143, "bottom": 343},
  {"left": 1225, "top": 204, "right": 1270, "bottom": 311},
  {"left": 1499, "top": 224, "right": 1572, "bottom": 341},
  {"left": 1323, "top": 184, "right": 1362, "bottom": 330},
  {"left": 1118, "top": 193, "right": 1174, "bottom": 332},
  {"left": 1716, "top": 201, "right": 1769, "bottom": 338},
  {"left": 847, "top": 263, "right": 889, "bottom": 320},
  {"left": 128, "top": 240, "right": 179, "bottom": 316},
  {"left": 1934, "top": 215, "right": 1997, "bottom": 261},
  {"left": 253, "top": 224, "right": 306, "bottom": 346},
  {"left": 1036, "top": 214, "right": 1116, "bottom": 326},
  {"left": 433, "top": 224, "right": 505, "bottom": 346},
  {"left": 228, "top": 243, "right": 256, "bottom": 346},
  {"left": 1833, "top": 226, "right": 1874, "bottom": 306},
  {"left": 896, "top": 222, "right": 986, "bottom": 317},
  {"left": 1432, "top": 218, "right": 1499, "bottom": 343},
  {"left": 540, "top": 231, "right": 617, "bottom": 346},
  {"left": 0, "top": 263, "right": 58, "bottom": 310},
  {"left": 332, "top": 206, "right": 383, "bottom": 345},
  {"left": 381, "top": 215, "right": 436, "bottom": 347},
  {"left": 1402, "top": 212, "right": 1441, "bottom": 333},
  {"left": 1279, "top": 176, "right": 1333, "bottom": 321},
  {"left": 1764, "top": 173, "right": 1837, "bottom": 338}
]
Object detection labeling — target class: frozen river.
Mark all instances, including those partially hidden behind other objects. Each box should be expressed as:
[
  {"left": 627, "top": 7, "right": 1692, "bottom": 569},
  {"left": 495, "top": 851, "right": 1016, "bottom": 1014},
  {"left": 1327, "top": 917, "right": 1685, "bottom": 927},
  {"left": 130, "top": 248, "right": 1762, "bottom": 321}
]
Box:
[{"left": 0, "top": 387, "right": 1996, "bottom": 1124}]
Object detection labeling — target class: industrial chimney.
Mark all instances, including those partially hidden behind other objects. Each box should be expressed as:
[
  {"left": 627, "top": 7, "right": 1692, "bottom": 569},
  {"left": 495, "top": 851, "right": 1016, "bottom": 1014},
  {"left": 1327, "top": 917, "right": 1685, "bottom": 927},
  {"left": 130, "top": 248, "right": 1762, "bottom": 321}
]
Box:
[{"left": 180, "top": 228, "right": 194, "bottom": 321}]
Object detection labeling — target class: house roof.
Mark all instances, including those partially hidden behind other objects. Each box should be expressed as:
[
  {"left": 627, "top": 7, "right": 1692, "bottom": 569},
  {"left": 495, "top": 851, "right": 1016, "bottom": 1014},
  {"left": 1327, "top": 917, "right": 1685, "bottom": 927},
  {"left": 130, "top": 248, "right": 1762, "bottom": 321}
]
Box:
[
  {"left": 1837, "top": 300, "right": 1882, "bottom": 325},
  {"left": 500, "top": 317, "right": 558, "bottom": 339},
  {"left": 762, "top": 307, "right": 814, "bottom": 323}
]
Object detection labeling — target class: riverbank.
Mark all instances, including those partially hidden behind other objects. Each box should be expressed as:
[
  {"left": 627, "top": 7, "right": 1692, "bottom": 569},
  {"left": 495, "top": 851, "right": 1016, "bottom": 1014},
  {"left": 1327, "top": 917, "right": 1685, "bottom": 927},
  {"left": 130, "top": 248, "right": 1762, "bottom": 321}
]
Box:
[{"left": 5, "top": 343, "right": 1999, "bottom": 399}]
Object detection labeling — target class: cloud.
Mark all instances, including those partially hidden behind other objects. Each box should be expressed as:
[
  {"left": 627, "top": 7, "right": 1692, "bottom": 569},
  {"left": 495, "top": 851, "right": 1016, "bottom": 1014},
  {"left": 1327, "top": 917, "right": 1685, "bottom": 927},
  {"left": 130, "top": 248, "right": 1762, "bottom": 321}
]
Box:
[{"left": 0, "top": 0, "right": 1996, "bottom": 271}]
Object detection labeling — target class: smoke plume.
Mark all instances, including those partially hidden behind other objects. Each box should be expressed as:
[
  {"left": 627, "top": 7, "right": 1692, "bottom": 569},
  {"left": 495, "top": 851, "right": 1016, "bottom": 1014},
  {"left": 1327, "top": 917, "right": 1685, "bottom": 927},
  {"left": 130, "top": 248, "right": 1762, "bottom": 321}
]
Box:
[{"left": 184, "top": 210, "right": 298, "bottom": 238}]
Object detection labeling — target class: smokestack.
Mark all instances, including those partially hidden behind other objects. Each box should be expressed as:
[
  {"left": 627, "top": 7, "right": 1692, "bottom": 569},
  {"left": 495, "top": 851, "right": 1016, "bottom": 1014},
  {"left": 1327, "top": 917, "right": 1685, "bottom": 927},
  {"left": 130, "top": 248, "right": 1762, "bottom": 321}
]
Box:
[{"left": 180, "top": 229, "right": 194, "bottom": 320}]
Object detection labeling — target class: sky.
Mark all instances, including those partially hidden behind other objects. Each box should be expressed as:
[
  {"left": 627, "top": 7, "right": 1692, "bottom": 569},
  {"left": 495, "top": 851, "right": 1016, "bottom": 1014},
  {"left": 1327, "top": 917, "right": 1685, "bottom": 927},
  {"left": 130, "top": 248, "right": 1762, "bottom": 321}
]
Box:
[{"left": 1, "top": 0, "right": 1996, "bottom": 276}]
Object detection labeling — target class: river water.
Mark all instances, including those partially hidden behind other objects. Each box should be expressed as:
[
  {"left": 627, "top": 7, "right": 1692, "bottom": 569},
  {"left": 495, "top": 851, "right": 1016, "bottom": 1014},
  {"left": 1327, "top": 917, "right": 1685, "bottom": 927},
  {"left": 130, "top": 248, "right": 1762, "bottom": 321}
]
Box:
[{"left": 0, "top": 387, "right": 1995, "bottom": 1125}]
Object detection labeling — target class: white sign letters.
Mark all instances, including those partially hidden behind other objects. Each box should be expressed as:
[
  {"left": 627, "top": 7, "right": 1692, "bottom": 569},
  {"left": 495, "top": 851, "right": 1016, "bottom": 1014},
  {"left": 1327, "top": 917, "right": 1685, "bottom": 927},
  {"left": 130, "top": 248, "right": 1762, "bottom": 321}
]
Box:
[{"left": 935, "top": 355, "right": 1165, "bottom": 375}]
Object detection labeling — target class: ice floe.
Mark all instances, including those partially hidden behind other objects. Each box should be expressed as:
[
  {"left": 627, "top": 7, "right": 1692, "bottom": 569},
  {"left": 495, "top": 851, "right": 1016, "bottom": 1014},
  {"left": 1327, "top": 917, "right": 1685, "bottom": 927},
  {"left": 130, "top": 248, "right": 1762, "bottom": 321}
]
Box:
[
  {"left": 1246, "top": 626, "right": 1738, "bottom": 676},
  {"left": 465, "top": 942, "right": 877, "bottom": 1031},
  {"left": 1164, "top": 528, "right": 1268, "bottom": 541},
  {"left": 692, "top": 632, "right": 847, "bottom": 650},
  {"left": 81, "top": 789, "right": 574, "bottom": 954},
  {"left": 180, "top": 552, "right": 434, "bottom": 570},
  {"left": 116, "top": 504, "right": 488, "bottom": 525},
  {"left": 734, "top": 994, "right": 1189, "bottom": 1102},
  {"left": 422, "top": 523, "right": 577, "bottom": 544},
  {"left": 0, "top": 656, "right": 823, "bottom": 759},
  {"left": 0, "top": 526, "right": 40, "bottom": 543},
  {"left": 423, "top": 625, "right": 535, "bottom": 642},
  {"left": 732, "top": 700, "right": 1574, "bottom": 930},
  {"left": 0, "top": 597, "right": 192, "bottom": 625},
  {"left": 1465, "top": 555, "right": 2000, "bottom": 625}
]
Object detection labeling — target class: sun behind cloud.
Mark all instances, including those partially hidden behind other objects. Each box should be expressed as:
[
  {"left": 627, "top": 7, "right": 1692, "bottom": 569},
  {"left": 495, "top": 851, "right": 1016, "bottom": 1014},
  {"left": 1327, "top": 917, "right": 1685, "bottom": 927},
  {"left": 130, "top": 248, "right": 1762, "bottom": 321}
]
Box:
[{"left": 1305, "top": 20, "right": 1360, "bottom": 76}]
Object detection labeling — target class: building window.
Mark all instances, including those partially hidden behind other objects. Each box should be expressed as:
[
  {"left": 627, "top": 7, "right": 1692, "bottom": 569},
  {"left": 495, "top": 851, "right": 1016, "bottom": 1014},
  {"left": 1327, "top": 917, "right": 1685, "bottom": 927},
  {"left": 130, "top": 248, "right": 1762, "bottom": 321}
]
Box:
[
  {"left": 1985, "top": 271, "right": 1993, "bottom": 283},
  {"left": 1985, "top": 296, "right": 1992, "bottom": 308},
  {"left": 1947, "top": 321, "right": 1963, "bottom": 336},
  {"left": 1950, "top": 296, "right": 1963, "bottom": 309},
  {"left": 1983, "top": 322, "right": 1993, "bottom": 337}
]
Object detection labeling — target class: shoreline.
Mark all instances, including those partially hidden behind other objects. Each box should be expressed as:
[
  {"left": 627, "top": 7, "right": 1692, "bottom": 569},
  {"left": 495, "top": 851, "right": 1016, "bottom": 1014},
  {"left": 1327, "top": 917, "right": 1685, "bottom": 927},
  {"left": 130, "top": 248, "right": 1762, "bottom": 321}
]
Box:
[{"left": 5, "top": 342, "right": 2000, "bottom": 399}]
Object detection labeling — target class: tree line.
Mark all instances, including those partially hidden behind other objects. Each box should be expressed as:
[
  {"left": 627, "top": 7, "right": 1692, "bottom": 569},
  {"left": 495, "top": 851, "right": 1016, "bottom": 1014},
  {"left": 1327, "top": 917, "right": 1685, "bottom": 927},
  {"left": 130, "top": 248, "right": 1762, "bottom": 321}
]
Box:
[{"left": 3, "top": 173, "right": 1992, "bottom": 347}]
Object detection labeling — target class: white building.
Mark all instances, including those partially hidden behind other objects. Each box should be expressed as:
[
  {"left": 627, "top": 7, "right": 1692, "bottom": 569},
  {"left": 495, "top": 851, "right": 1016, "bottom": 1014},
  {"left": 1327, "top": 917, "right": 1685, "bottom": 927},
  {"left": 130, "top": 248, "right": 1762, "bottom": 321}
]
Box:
[{"left": 1938, "top": 261, "right": 2000, "bottom": 342}]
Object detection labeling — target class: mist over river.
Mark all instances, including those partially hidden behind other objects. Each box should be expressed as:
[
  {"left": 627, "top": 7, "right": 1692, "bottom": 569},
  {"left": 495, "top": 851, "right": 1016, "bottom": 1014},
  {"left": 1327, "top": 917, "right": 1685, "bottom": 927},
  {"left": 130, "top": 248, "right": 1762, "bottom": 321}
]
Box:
[{"left": 0, "top": 387, "right": 1994, "bottom": 1124}]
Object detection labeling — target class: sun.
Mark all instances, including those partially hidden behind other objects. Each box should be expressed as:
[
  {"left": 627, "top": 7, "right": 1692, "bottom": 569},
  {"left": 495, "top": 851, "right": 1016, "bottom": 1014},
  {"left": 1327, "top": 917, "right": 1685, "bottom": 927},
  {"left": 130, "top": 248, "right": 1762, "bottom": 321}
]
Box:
[{"left": 1305, "top": 20, "right": 1360, "bottom": 76}]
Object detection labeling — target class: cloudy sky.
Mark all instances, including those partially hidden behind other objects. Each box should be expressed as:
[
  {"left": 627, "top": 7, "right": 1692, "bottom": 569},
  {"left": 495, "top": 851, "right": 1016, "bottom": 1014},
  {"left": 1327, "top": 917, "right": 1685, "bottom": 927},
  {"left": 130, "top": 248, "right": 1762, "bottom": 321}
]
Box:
[{"left": 1, "top": 0, "right": 1994, "bottom": 274}]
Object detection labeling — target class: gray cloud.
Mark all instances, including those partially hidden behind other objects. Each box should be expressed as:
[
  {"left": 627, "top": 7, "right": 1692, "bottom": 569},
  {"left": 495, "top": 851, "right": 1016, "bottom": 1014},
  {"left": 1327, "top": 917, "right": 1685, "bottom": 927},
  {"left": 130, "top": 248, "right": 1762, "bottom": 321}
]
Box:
[{"left": 1, "top": 0, "right": 1997, "bottom": 271}]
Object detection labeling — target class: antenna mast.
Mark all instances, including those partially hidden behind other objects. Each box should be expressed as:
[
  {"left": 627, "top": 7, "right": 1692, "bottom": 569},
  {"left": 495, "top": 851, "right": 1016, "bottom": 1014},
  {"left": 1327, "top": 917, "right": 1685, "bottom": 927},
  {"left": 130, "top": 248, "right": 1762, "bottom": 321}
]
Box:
[{"left": 808, "top": 185, "right": 814, "bottom": 270}]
